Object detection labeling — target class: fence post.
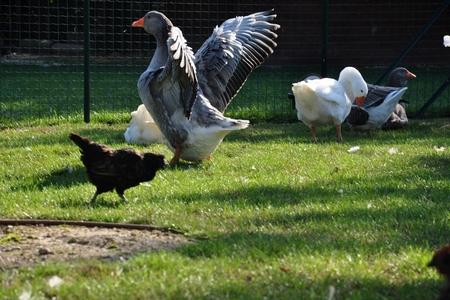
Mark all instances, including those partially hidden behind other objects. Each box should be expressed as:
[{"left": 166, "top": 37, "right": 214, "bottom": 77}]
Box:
[
  {"left": 375, "top": 0, "right": 450, "bottom": 84},
  {"left": 321, "top": 0, "right": 329, "bottom": 78},
  {"left": 83, "top": 0, "right": 91, "bottom": 123}
]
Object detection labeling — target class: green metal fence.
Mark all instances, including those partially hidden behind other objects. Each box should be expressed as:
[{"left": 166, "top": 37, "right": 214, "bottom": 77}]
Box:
[{"left": 1, "top": 0, "right": 449, "bottom": 127}]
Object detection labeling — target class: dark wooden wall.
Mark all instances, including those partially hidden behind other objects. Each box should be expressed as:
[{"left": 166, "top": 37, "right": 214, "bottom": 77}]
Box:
[{"left": 1, "top": 0, "right": 449, "bottom": 66}]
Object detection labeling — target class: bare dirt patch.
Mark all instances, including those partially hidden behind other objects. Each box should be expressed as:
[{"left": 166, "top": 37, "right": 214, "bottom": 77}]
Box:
[{"left": 0, "top": 225, "right": 190, "bottom": 269}]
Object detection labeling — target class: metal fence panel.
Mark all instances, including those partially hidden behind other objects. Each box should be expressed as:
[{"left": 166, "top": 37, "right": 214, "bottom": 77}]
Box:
[{"left": 1, "top": 0, "right": 449, "bottom": 126}]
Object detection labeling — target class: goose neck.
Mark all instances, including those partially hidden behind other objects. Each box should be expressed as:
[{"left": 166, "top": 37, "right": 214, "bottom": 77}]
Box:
[
  {"left": 148, "top": 35, "right": 169, "bottom": 71},
  {"left": 338, "top": 77, "right": 354, "bottom": 100}
]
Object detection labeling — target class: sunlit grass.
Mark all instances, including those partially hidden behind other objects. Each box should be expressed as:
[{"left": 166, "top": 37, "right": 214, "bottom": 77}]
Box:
[{"left": 1, "top": 119, "right": 449, "bottom": 299}]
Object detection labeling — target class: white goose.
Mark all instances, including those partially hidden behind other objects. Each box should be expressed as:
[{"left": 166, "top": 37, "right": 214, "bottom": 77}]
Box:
[
  {"left": 132, "top": 10, "right": 279, "bottom": 164},
  {"left": 291, "top": 67, "right": 368, "bottom": 142},
  {"left": 124, "top": 104, "right": 164, "bottom": 145}
]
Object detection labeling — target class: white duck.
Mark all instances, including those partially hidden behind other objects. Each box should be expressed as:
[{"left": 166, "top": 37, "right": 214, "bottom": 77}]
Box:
[
  {"left": 124, "top": 104, "right": 164, "bottom": 144},
  {"left": 291, "top": 67, "right": 368, "bottom": 142},
  {"left": 132, "top": 10, "right": 279, "bottom": 165}
]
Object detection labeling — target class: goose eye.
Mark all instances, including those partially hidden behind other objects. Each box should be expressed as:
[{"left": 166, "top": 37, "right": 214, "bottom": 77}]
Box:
[{"left": 360, "top": 89, "right": 364, "bottom": 93}]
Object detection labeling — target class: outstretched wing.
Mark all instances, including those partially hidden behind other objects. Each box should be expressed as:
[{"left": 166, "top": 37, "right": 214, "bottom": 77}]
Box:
[
  {"left": 365, "top": 84, "right": 401, "bottom": 108},
  {"left": 150, "top": 26, "right": 198, "bottom": 118},
  {"left": 194, "top": 10, "right": 280, "bottom": 112}
]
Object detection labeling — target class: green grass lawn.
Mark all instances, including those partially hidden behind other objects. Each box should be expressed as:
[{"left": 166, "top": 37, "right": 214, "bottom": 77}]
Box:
[{"left": 1, "top": 119, "right": 449, "bottom": 299}]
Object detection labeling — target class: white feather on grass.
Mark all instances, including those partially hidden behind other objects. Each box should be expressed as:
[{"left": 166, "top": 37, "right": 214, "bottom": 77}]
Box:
[{"left": 347, "top": 146, "right": 360, "bottom": 153}]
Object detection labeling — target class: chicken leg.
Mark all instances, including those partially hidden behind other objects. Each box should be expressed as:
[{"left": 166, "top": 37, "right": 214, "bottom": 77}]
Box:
[
  {"left": 169, "top": 145, "right": 182, "bottom": 166},
  {"left": 310, "top": 124, "right": 317, "bottom": 143},
  {"left": 90, "top": 190, "right": 99, "bottom": 203},
  {"left": 116, "top": 190, "right": 128, "bottom": 203},
  {"left": 335, "top": 124, "right": 343, "bottom": 142}
]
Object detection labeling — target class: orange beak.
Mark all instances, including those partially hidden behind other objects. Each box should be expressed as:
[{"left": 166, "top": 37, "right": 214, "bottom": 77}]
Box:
[
  {"left": 406, "top": 70, "right": 416, "bottom": 79},
  {"left": 132, "top": 17, "right": 144, "bottom": 28},
  {"left": 355, "top": 96, "right": 365, "bottom": 107}
]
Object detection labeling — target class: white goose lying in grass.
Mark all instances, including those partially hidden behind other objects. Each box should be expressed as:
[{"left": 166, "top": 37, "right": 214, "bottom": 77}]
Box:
[
  {"left": 132, "top": 10, "right": 279, "bottom": 165},
  {"left": 291, "top": 67, "right": 368, "bottom": 142},
  {"left": 124, "top": 104, "right": 163, "bottom": 145}
]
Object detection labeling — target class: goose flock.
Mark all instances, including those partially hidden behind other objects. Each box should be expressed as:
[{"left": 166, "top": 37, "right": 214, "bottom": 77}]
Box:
[
  {"left": 72, "top": 11, "right": 444, "bottom": 291},
  {"left": 126, "top": 9, "right": 417, "bottom": 162}
]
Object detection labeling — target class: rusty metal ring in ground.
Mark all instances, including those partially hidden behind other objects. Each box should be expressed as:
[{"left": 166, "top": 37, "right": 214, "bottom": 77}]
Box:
[{"left": 0, "top": 219, "right": 184, "bottom": 235}]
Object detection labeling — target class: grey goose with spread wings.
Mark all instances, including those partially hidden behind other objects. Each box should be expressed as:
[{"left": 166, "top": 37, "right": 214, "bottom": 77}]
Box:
[{"left": 132, "top": 10, "right": 280, "bottom": 165}]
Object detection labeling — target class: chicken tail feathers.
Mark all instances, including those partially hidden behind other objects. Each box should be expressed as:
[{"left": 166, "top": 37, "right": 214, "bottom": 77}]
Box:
[{"left": 69, "top": 133, "right": 91, "bottom": 150}]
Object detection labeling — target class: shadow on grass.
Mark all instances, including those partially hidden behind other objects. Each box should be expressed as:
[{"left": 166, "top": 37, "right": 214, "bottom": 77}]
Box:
[
  {"left": 416, "top": 155, "right": 450, "bottom": 178},
  {"left": 10, "top": 165, "right": 87, "bottom": 192},
  {"left": 224, "top": 123, "right": 304, "bottom": 144},
  {"left": 178, "top": 201, "right": 449, "bottom": 259},
  {"left": 171, "top": 155, "right": 450, "bottom": 257},
  {"left": 168, "top": 160, "right": 207, "bottom": 171},
  {"left": 174, "top": 172, "right": 450, "bottom": 208},
  {"left": 171, "top": 204, "right": 446, "bottom": 298},
  {"left": 39, "top": 166, "right": 87, "bottom": 188},
  {"left": 0, "top": 127, "right": 128, "bottom": 148},
  {"left": 165, "top": 157, "right": 449, "bottom": 299},
  {"left": 166, "top": 272, "right": 440, "bottom": 300},
  {"left": 170, "top": 221, "right": 444, "bottom": 298},
  {"left": 75, "top": 127, "right": 129, "bottom": 145},
  {"left": 224, "top": 121, "right": 450, "bottom": 146},
  {"left": 58, "top": 195, "right": 128, "bottom": 209}
]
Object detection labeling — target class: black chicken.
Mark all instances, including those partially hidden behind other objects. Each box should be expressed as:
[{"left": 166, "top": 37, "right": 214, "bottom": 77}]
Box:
[
  {"left": 69, "top": 133, "right": 166, "bottom": 203},
  {"left": 429, "top": 245, "right": 450, "bottom": 300}
]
